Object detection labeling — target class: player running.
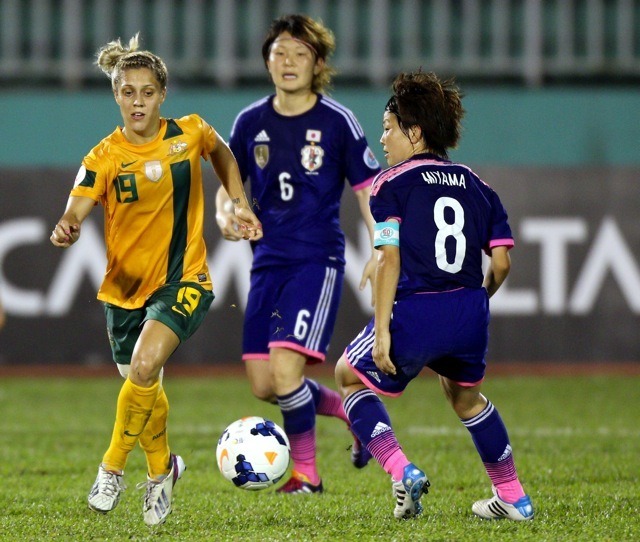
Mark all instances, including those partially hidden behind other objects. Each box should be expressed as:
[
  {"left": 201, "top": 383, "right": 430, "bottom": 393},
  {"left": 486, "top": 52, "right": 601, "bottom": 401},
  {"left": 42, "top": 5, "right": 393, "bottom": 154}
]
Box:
[
  {"left": 335, "top": 70, "right": 534, "bottom": 521},
  {"left": 50, "top": 34, "right": 261, "bottom": 526},
  {"left": 215, "top": 14, "right": 381, "bottom": 493}
]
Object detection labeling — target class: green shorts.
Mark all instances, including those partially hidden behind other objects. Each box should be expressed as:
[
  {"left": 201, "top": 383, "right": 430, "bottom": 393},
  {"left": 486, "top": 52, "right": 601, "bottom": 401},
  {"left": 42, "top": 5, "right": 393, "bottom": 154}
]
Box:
[{"left": 104, "top": 282, "right": 214, "bottom": 364}]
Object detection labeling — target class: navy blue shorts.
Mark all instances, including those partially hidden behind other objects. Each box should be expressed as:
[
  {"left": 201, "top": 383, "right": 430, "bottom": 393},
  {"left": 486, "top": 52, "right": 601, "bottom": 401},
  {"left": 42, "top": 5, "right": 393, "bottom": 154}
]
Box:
[
  {"left": 345, "top": 287, "right": 489, "bottom": 396},
  {"left": 242, "top": 263, "right": 344, "bottom": 364}
]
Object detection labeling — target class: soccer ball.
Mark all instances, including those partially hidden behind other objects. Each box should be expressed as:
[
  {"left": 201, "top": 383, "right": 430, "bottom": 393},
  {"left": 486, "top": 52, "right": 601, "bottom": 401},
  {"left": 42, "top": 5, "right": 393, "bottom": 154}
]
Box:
[{"left": 216, "top": 416, "right": 291, "bottom": 490}]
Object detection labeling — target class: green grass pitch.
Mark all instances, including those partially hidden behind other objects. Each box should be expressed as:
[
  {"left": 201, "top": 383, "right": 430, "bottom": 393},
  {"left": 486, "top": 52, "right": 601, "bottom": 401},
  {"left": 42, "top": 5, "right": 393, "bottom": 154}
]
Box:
[{"left": 1, "top": 373, "right": 638, "bottom": 541}]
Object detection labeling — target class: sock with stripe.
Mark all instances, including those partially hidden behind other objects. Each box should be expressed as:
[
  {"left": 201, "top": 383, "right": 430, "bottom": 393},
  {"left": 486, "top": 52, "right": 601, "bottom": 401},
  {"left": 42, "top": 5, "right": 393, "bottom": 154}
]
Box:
[
  {"left": 277, "top": 382, "right": 320, "bottom": 485},
  {"left": 305, "top": 378, "right": 349, "bottom": 423},
  {"left": 343, "top": 388, "right": 409, "bottom": 481},
  {"left": 102, "top": 378, "right": 159, "bottom": 472},
  {"left": 461, "top": 399, "right": 525, "bottom": 503}
]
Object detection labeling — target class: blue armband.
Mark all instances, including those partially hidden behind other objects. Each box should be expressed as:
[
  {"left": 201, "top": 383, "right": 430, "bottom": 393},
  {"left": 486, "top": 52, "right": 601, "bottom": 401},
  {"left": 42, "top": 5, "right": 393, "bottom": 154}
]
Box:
[{"left": 374, "top": 221, "right": 400, "bottom": 247}]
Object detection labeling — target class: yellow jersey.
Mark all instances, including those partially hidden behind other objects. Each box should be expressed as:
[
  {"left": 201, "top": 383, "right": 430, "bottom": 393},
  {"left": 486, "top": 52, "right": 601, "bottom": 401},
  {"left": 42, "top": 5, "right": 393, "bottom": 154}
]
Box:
[{"left": 71, "top": 114, "right": 216, "bottom": 309}]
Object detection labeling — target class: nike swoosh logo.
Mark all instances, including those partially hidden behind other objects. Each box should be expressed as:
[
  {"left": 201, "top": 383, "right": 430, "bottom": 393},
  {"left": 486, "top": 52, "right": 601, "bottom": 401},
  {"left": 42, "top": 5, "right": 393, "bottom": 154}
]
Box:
[
  {"left": 171, "top": 306, "right": 187, "bottom": 317},
  {"left": 124, "top": 430, "right": 142, "bottom": 437},
  {"left": 121, "top": 160, "right": 138, "bottom": 169}
]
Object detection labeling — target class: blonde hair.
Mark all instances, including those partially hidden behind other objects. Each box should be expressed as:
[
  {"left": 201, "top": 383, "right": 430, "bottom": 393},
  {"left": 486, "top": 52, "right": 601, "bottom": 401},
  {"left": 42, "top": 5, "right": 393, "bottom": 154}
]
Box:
[{"left": 95, "top": 33, "right": 168, "bottom": 90}]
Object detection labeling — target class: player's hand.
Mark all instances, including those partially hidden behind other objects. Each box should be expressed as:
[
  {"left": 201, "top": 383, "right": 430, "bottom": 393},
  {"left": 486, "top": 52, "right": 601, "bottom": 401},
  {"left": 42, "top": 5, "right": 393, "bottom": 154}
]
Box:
[
  {"left": 234, "top": 207, "right": 263, "bottom": 241},
  {"left": 50, "top": 221, "right": 80, "bottom": 248},
  {"left": 216, "top": 211, "right": 245, "bottom": 241},
  {"left": 359, "top": 255, "right": 377, "bottom": 306},
  {"left": 372, "top": 330, "right": 395, "bottom": 375}
]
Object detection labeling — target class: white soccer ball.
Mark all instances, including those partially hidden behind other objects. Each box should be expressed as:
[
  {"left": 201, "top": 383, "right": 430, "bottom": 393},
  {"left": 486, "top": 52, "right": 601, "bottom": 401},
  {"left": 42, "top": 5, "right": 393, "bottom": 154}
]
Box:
[{"left": 216, "top": 416, "right": 291, "bottom": 490}]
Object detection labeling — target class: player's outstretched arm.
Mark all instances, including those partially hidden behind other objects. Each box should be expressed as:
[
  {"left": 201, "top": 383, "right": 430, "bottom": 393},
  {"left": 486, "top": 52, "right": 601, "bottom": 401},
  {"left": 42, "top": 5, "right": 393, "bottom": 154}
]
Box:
[
  {"left": 209, "top": 135, "right": 262, "bottom": 241},
  {"left": 50, "top": 196, "right": 95, "bottom": 248}
]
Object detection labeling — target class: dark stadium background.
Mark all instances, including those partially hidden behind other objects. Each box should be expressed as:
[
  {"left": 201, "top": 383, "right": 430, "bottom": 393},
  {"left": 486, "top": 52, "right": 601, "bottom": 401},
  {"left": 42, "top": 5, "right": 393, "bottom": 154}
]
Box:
[{"left": 1, "top": 0, "right": 638, "bottom": 372}]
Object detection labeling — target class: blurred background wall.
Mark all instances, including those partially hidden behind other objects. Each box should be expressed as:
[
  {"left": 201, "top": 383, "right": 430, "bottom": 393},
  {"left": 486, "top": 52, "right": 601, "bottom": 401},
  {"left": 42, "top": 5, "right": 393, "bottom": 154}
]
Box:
[{"left": 1, "top": 0, "right": 639, "bottom": 366}]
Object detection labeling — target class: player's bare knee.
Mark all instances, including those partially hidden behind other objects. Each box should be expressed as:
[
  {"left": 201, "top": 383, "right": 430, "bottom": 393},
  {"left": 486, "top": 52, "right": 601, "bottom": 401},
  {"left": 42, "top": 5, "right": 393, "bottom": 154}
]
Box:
[
  {"left": 335, "top": 357, "right": 356, "bottom": 398},
  {"left": 129, "top": 358, "right": 162, "bottom": 387},
  {"left": 251, "top": 383, "right": 276, "bottom": 403},
  {"left": 451, "top": 392, "right": 486, "bottom": 419}
]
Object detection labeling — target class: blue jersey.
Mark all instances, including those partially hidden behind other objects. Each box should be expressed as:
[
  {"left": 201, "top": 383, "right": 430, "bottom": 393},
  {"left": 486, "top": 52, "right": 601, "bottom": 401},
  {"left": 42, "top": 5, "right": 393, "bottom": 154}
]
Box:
[
  {"left": 229, "top": 94, "right": 381, "bottom": 271},
  {"left": 370, "top": 153, "right": 513, "bottom": 296}
]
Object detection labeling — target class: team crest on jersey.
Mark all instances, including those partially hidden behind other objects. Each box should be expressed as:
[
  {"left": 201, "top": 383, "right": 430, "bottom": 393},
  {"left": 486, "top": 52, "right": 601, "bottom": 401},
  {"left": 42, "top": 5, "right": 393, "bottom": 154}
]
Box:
[
  {"left": 168, "top": 140, "right": 188, "bottom": 155},
  {"left": 144, "top": 160, "right": 163, "bottom": 182},
  {"left": 301, "top": 144, "right": 324, "bottom": 172},
  {"left": 254, "top": 145, "right": 269, "bottom": 169}
]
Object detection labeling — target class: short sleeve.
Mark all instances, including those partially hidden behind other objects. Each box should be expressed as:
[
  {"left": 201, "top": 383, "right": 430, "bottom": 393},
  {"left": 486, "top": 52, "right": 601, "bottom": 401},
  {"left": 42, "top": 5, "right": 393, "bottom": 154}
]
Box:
[
  {"left": 69, "top": 146, "right": 109, "bottom": 202},
  {"left": 331, "top": 103, "right": 380, "bottom": 190},
  {"left": 196, "top": 115, "right": 217, "bottom": 158},
  {"left": 486, "top": 188, "right": 514, "bottom": 250},
  {"left": 228, "top": 113, "right": 248, "bottom": 182},
  {"left": 370, "top": 175, "right": 401, "bottom": 224}
]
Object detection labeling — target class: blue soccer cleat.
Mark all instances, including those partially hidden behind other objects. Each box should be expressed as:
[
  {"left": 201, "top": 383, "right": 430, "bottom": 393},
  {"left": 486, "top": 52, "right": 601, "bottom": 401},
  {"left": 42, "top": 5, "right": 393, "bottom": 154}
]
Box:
[{"left": 391, "top": 463, "right": 430, "bottom": 519}]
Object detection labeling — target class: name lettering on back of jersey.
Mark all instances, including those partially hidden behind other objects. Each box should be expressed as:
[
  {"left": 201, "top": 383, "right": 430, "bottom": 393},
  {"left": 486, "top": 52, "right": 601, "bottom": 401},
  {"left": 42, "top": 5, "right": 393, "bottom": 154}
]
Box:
[
  {"left": 145, "top": 161, "right": 163, "bottom": 182},
  {"left": 421, "top": 171, "right": 467, "bottom": 188},
  {"left": 168, "top": 140, "right": 188, "bottom": 156}
]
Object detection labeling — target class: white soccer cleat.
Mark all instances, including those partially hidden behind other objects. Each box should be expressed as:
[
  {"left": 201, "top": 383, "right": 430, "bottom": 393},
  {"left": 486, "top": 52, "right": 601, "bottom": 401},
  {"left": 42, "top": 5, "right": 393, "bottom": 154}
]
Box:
[
  {"left": 472, "top": 486, "right": 534, "bottom": 521},
  {"left": 88, "top": 464, "right": 126, "bottom": 513},
  {"left": 139, "top": 454, "right": 186, "bottom": 526},
  {"left": 391, "top": 463, "right": 430, "bottom": 519}
]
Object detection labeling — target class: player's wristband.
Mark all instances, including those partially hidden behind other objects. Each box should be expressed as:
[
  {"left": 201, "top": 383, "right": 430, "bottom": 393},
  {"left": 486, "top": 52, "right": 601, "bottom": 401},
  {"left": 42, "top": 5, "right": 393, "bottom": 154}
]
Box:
[{"left": 374, "top": 221, "right": 400, "bottom": 247}]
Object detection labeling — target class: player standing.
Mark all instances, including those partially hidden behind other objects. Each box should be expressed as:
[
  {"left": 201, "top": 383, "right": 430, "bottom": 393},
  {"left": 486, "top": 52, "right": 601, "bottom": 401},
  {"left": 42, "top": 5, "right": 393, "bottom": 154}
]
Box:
[
  {"left": 50, "top": 34, "right": 261, "bottom": 525},
  {"left": 215, "top": 14, "right": 381, "bottom": 493},
  {"left": 335, "top": 70, "right": 534, "bottom": 520}
]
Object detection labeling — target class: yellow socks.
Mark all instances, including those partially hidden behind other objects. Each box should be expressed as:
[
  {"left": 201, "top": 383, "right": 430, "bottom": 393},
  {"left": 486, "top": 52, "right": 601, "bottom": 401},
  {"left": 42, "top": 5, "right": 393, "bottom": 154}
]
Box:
[
  {"left": 102, "top": 378, "right": 159, "bottom": 472},
  {"left": 138, "top": 386, "right": 171, "bottom": 478}
]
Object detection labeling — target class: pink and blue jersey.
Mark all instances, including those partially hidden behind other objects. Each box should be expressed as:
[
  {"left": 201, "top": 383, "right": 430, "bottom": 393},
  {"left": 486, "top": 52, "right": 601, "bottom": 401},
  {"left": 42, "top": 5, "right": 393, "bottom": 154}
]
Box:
[
  {"left": 346, "top": 153, "right": 514, "bottom": 391},
  {"left": 370, "top": 153, "right": 514, "bottom": 295},
  {"left": 229, "top": 94, "right": 381, "bottom": 272}
]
